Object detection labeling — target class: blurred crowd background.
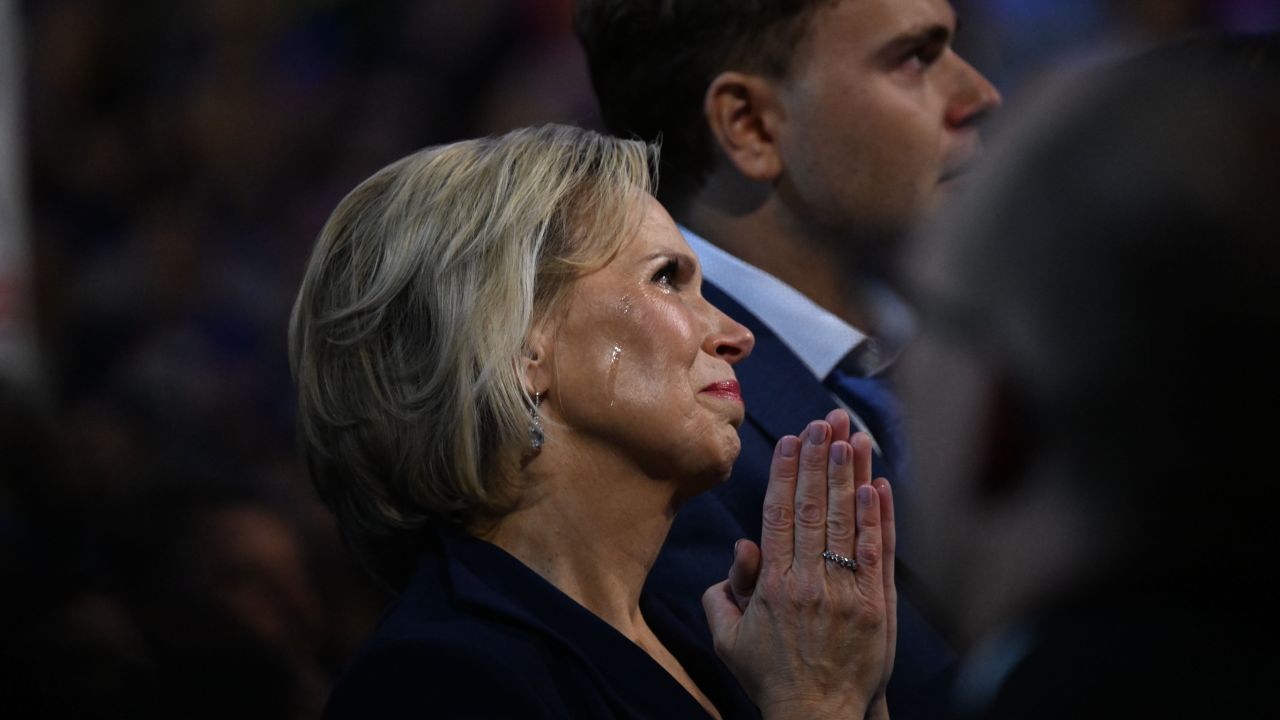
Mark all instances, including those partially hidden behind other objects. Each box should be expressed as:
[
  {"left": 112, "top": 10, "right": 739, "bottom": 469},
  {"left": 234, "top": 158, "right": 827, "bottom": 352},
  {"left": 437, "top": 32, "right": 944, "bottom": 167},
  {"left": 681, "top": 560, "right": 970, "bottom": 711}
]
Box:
[{"left": 2, "top": 0, "right": 1277, "bottom": 717}]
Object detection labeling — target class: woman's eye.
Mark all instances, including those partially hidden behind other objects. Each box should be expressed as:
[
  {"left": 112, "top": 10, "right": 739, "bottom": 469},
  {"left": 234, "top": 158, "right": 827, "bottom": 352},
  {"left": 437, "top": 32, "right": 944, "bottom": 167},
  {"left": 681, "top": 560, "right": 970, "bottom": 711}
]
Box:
[{"left": 652, "top": 259, "right": 679, "bottom": 287}]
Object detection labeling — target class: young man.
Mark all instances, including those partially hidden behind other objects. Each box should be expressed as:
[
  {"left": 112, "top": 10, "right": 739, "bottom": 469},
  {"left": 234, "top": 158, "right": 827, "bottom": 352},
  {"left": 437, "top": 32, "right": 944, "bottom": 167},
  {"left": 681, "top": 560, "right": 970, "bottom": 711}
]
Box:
[{"left": 576, "top": 1, "right": 1001, "bottom": 716}]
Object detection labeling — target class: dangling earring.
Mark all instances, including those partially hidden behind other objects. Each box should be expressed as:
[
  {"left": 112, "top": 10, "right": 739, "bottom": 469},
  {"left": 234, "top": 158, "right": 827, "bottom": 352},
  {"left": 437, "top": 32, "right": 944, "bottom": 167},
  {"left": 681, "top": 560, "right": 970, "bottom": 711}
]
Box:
[{"left": 529, "top": 391, "right": 545, "bottom": 452}]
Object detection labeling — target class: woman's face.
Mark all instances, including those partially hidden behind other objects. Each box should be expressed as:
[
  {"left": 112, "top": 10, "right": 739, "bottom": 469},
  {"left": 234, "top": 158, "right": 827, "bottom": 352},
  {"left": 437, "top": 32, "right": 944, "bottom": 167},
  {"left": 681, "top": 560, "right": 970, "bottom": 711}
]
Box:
[{"left": 541, "top": 197, "right": 754, "bottom": 495}]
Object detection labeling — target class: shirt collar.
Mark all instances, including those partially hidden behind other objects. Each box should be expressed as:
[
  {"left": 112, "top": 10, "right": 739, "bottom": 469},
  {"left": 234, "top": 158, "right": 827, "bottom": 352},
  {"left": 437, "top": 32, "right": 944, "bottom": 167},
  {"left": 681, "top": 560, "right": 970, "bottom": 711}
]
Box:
[{"left": 682, "top": 225, "right": 867, "bottom": 379}]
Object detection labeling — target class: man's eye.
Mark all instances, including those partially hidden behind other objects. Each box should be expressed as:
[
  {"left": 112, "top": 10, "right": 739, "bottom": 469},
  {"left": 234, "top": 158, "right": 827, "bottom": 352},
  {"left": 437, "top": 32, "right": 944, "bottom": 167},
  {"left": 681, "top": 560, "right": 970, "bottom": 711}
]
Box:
[
  {"left": 903, "top": 43, "right": 944, "bottom": 71},
  {"left": 652, "top": 259, "right": 679, "bottom": 287}
]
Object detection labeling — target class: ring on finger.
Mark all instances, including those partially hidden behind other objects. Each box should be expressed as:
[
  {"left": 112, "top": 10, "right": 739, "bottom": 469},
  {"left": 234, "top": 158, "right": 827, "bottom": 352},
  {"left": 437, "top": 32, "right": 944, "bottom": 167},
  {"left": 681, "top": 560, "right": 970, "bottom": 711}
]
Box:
[{"left": 821, "top": 549, "right": 857, "bottom": 572}]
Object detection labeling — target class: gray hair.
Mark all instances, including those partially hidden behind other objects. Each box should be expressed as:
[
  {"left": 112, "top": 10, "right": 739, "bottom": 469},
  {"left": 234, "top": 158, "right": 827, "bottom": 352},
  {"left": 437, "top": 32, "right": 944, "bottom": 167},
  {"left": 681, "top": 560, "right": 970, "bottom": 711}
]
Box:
[{"left": 289, "top": 125, "right": 656, "bottom": 583}]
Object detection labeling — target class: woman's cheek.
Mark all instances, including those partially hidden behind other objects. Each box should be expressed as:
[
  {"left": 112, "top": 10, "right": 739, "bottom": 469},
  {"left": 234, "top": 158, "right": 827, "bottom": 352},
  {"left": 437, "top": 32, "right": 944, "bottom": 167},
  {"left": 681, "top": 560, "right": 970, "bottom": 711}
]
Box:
[
  {"left": 595, "top": 295, "right": 702, "bottom": 418},
  {"left": 607, "top": 356, "right": 671, "bottom": 414},
  {"left": 605, "top": 343, "right": 623, "bottom": 408}
]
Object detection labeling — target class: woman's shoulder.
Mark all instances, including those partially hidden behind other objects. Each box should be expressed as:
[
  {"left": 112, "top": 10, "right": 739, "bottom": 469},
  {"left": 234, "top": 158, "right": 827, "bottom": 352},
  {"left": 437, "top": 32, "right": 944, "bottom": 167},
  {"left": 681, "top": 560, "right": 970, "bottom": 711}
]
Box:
[
  {"left": 323, "top": 626, "right": 567, "bottom": 719},
  {"left": 323, "top": 540, "right": 603, "bottom": 718}
]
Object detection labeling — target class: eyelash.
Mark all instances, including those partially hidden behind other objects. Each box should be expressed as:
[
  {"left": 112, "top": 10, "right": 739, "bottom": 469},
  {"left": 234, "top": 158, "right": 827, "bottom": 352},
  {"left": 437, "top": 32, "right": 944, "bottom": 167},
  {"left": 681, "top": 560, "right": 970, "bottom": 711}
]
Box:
[{"left": 652, "top": 259, "right": 679, "bottom": 287}]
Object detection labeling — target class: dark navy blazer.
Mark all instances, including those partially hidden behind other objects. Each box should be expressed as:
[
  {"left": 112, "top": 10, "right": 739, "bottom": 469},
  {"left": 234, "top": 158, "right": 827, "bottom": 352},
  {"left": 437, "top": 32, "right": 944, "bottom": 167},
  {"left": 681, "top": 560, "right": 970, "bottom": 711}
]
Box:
[
  {"left": 645, "top": 280, "right": 957, "bottom": 720},
  {"left": 325, "top": 526, "right": 760, "bottom": 719}
]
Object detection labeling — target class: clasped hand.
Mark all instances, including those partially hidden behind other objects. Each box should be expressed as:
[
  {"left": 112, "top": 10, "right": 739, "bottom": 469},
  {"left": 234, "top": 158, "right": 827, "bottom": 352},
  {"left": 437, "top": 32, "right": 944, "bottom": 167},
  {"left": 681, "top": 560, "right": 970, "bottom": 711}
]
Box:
[{"left": 703, "top": 410, "right": 897, "bottom": 719}]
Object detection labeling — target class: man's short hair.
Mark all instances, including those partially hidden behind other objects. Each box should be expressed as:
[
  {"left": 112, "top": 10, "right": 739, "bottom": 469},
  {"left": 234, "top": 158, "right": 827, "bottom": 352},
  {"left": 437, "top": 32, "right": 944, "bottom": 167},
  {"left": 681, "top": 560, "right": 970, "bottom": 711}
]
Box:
[{"left": 575, "top": 0, "right": 831, "bottom": 208}]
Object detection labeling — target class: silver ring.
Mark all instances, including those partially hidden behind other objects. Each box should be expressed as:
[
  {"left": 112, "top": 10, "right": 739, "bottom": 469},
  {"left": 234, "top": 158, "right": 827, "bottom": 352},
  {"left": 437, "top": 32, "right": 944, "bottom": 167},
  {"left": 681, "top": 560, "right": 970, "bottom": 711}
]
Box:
[{"left": 822, "top": 549, "right": 857, "bottom": 572}]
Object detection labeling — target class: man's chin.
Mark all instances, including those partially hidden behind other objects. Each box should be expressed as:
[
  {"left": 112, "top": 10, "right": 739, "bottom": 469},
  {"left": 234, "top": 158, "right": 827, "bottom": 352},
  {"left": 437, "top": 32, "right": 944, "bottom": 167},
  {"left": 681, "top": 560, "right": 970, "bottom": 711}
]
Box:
[{"left": 930, "top": 175, "right": 972, "bottom": 211}]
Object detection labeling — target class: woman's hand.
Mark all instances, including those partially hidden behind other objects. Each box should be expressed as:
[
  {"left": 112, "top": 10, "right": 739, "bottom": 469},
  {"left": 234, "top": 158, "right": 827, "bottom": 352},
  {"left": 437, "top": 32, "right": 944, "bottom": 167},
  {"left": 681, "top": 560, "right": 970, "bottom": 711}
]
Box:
[
  {"left": 824, "top": 410, "right": 898, "bottom": 713},
  {"left": 829, "top": 412, "right": 898, "bottom": 714},
  {"left": 703, "top": 418, "right": 895, "bottom": 719}
]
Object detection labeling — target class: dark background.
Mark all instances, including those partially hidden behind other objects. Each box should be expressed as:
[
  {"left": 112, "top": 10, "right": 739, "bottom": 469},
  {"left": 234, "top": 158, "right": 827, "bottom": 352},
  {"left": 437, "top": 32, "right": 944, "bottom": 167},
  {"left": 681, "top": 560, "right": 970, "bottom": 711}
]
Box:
[{"left": 3, "top": 1, "right": 1277, "bottom": 717}]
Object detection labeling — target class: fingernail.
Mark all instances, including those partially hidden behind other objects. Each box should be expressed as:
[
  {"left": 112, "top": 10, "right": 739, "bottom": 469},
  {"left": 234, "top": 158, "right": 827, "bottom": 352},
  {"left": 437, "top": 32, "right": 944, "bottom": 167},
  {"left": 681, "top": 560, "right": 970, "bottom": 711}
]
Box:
[
  {"left": 806, "top": 421, "right": 827, "bottom": 445},
  {"left": 779, "top": 436, "right": 800, "bottom": 458},
  {"left": 852, "top": 431, "right": 869, "bottom": 451},
  {"left": 858, "top": 485, "right": 874, "bottom": 507},
  {"left": 733, "top": 539, "right": 743, "bottom": 556},
  {"left": 831, "top": 442, "right": 849, "bottom": 465}
]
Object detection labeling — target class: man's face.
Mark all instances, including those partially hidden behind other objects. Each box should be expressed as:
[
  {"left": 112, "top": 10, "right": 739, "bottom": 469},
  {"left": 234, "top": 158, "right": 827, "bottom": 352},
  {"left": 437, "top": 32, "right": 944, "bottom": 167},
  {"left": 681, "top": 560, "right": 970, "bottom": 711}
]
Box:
[{"left": 774, "top": 0, "right": 1001, "bottom": 247}]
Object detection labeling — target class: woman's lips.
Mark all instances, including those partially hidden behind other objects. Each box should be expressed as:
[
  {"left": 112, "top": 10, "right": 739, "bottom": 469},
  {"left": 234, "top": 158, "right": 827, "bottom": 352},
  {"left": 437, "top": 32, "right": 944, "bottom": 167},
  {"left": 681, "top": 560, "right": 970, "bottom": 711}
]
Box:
[{"left": 700, "top": 380, "right": 742, "bottom": 403}]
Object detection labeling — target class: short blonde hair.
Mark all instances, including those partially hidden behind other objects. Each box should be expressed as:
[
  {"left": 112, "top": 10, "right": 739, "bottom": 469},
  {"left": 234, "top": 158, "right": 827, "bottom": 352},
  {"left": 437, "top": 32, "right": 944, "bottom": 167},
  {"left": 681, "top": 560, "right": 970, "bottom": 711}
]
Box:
[{"left": 289, "top": 125, "right": 655, "bottom": 583}]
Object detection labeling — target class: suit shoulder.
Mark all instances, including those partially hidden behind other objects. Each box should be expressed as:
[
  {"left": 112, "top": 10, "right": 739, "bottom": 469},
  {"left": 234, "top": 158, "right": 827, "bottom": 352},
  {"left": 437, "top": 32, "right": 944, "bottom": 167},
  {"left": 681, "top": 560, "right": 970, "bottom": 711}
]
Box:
[{"left": 324, "top": 622, "right": 565, "bottom": 719}]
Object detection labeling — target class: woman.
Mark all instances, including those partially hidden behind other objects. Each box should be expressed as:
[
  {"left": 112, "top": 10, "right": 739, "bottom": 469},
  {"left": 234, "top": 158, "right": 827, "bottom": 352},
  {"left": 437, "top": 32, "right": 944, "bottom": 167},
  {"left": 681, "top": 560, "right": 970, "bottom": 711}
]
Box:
[{"left": 290, "top": 125, "right": 895, "bottom": 718}]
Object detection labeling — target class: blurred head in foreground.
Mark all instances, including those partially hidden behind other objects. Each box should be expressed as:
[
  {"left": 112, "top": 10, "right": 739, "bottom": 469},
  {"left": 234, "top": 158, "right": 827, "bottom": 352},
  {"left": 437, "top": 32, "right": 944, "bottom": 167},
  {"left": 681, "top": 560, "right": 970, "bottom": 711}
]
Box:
[{"left": 901, "top": 33, "right": 1280, "bottom": 714}]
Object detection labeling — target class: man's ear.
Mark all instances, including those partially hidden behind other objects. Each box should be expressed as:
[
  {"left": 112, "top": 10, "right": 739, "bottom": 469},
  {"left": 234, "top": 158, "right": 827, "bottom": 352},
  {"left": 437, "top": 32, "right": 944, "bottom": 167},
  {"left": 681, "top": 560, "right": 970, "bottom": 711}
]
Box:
[{"left": 704, "top": 71, "right": 785, "bottom": 182}]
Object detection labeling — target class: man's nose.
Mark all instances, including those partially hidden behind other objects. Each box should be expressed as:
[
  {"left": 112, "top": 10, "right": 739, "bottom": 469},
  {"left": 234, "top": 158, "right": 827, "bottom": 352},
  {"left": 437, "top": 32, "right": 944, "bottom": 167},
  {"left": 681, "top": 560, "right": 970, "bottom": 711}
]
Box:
[{"left": 946, "top": 55, "right": 1003, "bottom": 130}]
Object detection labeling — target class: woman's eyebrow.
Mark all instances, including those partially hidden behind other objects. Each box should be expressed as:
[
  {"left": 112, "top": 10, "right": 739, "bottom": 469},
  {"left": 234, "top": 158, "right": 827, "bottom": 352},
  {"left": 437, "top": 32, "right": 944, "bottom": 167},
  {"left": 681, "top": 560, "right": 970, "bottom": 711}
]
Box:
[{"left": 641, "top": 250, "right": 696, "bottom": 265}]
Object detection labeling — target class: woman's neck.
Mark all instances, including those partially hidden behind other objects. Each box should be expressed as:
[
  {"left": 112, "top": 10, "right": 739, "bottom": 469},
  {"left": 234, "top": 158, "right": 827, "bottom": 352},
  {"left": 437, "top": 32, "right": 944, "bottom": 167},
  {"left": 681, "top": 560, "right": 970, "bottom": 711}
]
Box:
[
  {"left": 478, "top": 436, "right": 725, "bottom": 720},
  {"left": 480, "top": 443, "right": 678, "bottom": 640}
]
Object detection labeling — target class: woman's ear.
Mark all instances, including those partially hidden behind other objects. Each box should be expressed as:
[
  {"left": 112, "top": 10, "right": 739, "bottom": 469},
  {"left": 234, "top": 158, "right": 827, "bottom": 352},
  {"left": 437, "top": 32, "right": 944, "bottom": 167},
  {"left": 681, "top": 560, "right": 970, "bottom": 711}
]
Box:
[
  {"left": 704, "top": 71, "right": 785, "bottom": 182},
  {"left": 521, "top": 321, "right": 554, "bottom": 397}
]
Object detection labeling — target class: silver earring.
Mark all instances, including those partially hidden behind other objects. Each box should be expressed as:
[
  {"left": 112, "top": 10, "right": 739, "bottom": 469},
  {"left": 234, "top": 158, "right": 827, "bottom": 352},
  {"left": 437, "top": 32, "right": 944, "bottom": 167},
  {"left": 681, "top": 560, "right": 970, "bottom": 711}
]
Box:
[{"left": 529, "top": 392, "right": 545, "bottom": 451}]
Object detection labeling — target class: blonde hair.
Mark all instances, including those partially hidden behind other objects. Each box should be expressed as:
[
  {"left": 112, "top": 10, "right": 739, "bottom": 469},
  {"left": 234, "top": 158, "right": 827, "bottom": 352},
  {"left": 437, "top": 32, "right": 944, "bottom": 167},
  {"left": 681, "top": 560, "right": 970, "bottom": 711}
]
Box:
[{"left": 289, "top": 125, "right": 655, "bottom": 583}]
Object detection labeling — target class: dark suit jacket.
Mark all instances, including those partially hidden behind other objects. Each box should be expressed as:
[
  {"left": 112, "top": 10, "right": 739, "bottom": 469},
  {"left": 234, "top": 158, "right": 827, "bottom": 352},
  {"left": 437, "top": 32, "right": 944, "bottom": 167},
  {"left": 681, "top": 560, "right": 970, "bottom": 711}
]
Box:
[
  {"left": 325, "top": 526, "right": 760, "bottom": 719},
  {"left": 645, "top": 280, "right": 957, "bottom": 720}
]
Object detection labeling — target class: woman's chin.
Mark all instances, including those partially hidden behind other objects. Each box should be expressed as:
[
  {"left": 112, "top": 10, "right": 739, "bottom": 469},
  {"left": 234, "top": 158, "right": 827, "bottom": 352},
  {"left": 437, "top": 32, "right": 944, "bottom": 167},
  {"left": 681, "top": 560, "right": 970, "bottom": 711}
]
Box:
[
  {"left": 704, "top": 426, "right": 740, "bottom": 475},
  {"left": 685, "top": 434, "right": 742, "bottom": 496},
  {"left": 721, "top": 432, "right": 742, "bottom": 475}
]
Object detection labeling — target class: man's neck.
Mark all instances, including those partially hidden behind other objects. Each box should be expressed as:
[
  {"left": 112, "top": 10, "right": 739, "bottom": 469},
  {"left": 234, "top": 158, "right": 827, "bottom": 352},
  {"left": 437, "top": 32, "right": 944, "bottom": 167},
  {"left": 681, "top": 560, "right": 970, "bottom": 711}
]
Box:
[{"left": 681, "top": 193, "right": 878, "bottom": 333}]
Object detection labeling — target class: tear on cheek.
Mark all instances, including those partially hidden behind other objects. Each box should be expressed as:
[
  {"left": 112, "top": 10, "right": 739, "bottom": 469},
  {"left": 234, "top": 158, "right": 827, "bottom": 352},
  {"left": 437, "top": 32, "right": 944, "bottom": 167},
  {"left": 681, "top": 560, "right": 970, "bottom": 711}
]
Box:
[{"left": 607, "top": 345, "right": 623, "bottom": 408}]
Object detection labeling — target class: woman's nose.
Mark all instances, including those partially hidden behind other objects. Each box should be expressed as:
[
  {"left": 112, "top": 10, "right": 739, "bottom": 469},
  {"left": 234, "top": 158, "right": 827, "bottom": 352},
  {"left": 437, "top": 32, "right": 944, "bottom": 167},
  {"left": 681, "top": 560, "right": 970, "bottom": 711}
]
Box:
[{"left": 704, "top": 308, "right": 754, "bottom": 365}]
